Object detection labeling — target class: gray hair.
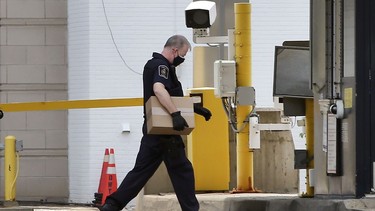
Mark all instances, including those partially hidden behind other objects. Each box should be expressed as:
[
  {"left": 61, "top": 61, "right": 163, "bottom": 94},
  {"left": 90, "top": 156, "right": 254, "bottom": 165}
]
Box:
[{"left": 164, "top": 35, "right": 191, "bottom": 50}]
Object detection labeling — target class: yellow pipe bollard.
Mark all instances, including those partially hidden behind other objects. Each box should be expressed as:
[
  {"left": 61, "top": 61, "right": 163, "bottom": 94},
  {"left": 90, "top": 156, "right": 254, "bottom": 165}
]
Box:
[
  {"left": 234, "top": 3, "right": 253, "bottom": 191},
  {"left": 4, "top": 135, "right": 17, "bottom": 202},
  {"left": 304, "top": 99, "right": 315, "bottom": 197}
]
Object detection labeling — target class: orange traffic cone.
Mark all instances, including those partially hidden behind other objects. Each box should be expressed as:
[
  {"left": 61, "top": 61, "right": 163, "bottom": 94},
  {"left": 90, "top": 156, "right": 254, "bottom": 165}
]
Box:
[
  {"left": 98, "top": 148, "right": 118, "bottom": 205},
  {"left": 94, "top": 148, "right": 110, "bottom": 206},
  {"left": 98, "top": 148, "right": 110, "bottom": 194},
  {"left": 107, "top": 148, "right": 118, "bottom": 194}
]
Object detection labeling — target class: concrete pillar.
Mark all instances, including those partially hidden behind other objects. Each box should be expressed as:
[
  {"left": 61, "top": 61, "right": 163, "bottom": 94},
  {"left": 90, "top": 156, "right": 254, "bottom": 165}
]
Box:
[
  {"left": 0, "top": 0, "right": 68, "bottom": 202},
  {"left": 253, "top": 109, "right": 298, "bottom": 193}
]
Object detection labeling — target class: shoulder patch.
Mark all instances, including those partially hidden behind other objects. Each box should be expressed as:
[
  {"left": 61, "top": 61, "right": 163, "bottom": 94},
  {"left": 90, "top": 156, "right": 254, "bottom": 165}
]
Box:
[{"left": 158, "top": 65, "right": 169, "bottom": 79}]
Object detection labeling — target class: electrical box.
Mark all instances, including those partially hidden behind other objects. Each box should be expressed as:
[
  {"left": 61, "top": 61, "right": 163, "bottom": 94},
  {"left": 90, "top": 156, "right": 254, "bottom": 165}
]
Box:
[
  {"left": 249, "top": 116, "right": 260, "bottom": 149},
  {"left": 236, "top": 86, "right": 256, "bottom": 105},
  {"left": 294, "top": 149, "right": 307, "bottom": 169},
  {"left": 16, "top": 140, "right": 24, "bottom": 152},
  {"left": 214, "top": 60, "right": 236, "bottom": 97}
]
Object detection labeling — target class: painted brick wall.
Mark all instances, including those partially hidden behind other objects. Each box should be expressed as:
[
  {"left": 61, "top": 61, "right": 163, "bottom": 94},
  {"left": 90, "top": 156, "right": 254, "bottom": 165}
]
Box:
[
  {"left": 252, "top": 0, "right": 310, "bottom": 107},
  {"left": 68, "top": 0, "right": 193, "bottom": 204},
  {"left": 68, "top": 0, "right": 90, "bottom": 203},
  {"left": 68, "top": 0, "right": 309, "bottom": 204}
]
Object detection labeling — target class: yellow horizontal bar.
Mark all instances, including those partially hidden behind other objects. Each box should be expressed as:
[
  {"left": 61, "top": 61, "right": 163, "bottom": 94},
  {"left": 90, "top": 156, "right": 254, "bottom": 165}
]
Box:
[{"left": 0, "top": 98, "right": 143, "bottom": 112}]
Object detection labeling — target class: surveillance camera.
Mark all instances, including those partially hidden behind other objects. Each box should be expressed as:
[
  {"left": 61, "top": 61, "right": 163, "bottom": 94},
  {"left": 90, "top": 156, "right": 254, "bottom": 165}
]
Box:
[{"left": 185, "top": 1, "right": 217, "bottom": 29}]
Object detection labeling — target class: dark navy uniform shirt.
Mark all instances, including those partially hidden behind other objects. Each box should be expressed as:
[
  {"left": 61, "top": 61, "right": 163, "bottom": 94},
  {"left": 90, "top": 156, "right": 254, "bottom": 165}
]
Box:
[{"left": 142, "top": 52, "right": 183, "bottom": 121}]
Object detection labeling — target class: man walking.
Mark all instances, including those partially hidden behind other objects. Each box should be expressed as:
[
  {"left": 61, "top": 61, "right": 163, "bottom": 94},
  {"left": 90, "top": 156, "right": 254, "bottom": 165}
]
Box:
[{"left": 100, "top": 35, "right": 212, "bottom": 211}]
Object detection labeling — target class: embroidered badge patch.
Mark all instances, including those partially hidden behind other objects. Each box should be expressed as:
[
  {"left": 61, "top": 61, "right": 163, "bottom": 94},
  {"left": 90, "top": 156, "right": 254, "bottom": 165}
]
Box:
[{"left": 158, "top": 65, "right": 169, "bottom": 79}]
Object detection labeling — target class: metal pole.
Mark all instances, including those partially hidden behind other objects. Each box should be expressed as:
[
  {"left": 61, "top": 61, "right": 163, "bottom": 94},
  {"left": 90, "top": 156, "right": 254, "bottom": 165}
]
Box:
[
  {"left": 234, "top": 3, "right": 253, "bottom": 191},
  {"left": 4, "top": 135, "right": 17, "bottom": 202},
  {"left": 305, "top": 99, "right": 314, "bottom": 197}
]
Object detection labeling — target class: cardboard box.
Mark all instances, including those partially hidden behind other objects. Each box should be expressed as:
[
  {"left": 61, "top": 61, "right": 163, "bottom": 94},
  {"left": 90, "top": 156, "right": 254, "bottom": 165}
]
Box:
[{"left": 146, "top": 96, "right": 195, "bottom": 135}]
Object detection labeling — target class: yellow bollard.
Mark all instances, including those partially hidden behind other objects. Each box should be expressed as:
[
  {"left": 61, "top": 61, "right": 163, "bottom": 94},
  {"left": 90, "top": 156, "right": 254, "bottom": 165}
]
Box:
[
  {"left": 234, "top": 3, "right": 253, "bottom": 191},
  {"left": 4, "top": 135, "right": 17, "bottom": 202}
]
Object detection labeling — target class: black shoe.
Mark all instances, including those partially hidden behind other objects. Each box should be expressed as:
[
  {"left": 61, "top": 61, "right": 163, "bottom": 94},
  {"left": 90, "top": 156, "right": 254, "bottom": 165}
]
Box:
[{"left": 99, "top": 203, "right": 121, "bottom": 211}]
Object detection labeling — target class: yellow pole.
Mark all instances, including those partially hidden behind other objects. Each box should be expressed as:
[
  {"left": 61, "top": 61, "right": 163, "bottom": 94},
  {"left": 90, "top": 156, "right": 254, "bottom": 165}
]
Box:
[
  {"left": 234, "top": 3, "right": 253, "bottom": 191},
  {"left": 4, "top": 136, "right": 17, "bottom": 201},
  {"left": 304, "top": 99, "right": 314, "bottom": 197}
]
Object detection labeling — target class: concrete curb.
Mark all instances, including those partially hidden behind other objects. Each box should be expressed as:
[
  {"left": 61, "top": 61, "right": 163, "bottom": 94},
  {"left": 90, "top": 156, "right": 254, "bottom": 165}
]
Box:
[{"left": 140, "top": 193, "right": 375, "bottom": 211}]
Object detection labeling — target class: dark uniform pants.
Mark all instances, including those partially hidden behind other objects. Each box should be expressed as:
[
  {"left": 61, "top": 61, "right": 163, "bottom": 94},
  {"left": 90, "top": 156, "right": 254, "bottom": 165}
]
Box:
[{"left": 106, "top": 135, "right": 199, "bottom": 211}]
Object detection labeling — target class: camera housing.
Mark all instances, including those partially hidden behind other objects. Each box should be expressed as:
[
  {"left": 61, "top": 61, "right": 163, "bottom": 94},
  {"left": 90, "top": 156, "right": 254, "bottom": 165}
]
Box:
[{"left": 185, "top": 1, "right": 217, "bottom": 29}]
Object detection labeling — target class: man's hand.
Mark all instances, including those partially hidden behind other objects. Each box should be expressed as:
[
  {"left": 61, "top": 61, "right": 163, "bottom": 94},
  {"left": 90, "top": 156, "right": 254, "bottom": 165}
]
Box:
[
  {"left": 194, "top": 104, "right": 212, "bottom": 121},
  {"left": 171, "top": 111, "right": 189, "bottom": 131}
]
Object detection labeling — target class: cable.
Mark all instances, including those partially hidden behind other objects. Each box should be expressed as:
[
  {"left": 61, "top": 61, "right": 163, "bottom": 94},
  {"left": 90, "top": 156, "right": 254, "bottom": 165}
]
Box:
[
  {"left": 101, "top": 0, "right": 142, "bottom": 75},
  {"left": 10, "top": 152, "right": 20, "bottom": 200},
  {"left": 221, "top": 97, "right": 256, "bottom": 133}
]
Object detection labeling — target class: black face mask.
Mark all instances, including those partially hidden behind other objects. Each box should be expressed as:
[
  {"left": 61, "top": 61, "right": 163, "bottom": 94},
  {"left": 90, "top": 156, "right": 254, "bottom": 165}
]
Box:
[{"left": 173, "top": 56, "right": 185, "bottom": 66}]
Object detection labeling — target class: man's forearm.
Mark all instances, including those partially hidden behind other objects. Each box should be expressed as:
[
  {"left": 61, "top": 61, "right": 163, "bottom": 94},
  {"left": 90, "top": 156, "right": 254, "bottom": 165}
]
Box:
[{"left": 153, "top": 83, "right": 178, "bottom": 114}]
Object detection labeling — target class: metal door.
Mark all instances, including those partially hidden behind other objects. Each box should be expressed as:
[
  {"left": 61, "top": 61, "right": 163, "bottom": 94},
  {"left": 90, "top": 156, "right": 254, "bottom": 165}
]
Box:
[{"left": 355, "top": 0, "right": 375, "bottom": 197}]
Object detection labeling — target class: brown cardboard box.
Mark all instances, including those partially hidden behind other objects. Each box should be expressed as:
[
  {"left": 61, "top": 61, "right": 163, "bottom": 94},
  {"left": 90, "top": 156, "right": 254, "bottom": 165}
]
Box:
[{"left": 146, "top": 96, "right": 195, "bottom": 135}]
